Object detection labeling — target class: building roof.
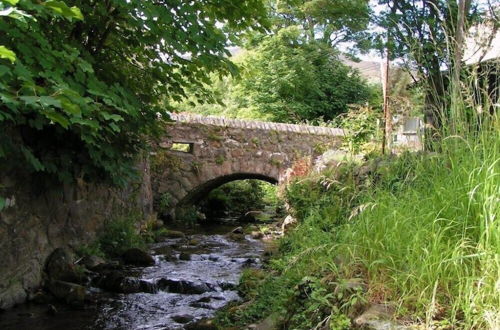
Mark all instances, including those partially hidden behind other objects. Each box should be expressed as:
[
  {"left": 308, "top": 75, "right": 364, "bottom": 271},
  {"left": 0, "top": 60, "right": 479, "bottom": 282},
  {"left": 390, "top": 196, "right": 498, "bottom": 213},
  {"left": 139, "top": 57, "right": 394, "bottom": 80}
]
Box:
[{"left": 464, "top": 22, "right": 500, "bottom": 65}]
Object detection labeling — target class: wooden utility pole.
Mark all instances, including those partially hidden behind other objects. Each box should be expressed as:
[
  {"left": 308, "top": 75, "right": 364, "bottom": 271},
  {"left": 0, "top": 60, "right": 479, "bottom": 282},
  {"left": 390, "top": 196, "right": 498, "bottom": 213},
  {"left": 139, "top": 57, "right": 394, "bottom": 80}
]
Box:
[
  {"left": 381, "top": 45, "right": 392, "bottom": 154},
  {"left": 381, "top": 3, "right": 397, "bottom": 155}
]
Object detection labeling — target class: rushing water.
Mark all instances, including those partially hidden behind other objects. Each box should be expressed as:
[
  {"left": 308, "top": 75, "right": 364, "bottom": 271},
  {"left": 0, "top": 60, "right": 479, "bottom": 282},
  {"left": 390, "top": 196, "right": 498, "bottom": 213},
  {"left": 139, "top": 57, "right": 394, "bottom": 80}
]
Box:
[{"left": 0, "top": 222, "right": 266, "bottom": 330}]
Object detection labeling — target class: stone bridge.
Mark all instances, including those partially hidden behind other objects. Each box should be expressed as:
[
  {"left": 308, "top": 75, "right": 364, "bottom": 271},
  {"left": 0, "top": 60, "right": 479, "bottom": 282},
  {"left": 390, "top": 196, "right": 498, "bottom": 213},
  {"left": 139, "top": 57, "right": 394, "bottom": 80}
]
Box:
[{"left": 151, "top": 114, "right": 344, "bottom": 217}]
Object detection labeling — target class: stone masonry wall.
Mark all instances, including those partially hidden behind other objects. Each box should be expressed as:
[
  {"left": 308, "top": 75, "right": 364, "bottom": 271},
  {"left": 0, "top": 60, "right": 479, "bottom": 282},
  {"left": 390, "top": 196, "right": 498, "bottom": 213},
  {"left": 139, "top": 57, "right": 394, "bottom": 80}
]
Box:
[
  {"left": 0, "top": 114, "right": 343, "bottom": 309},
  {"left": 152, "top": 115, "right": 344, "bottom": 215},
  {"left": 0, "top": 160, "right": 153, "bottom": 309}
]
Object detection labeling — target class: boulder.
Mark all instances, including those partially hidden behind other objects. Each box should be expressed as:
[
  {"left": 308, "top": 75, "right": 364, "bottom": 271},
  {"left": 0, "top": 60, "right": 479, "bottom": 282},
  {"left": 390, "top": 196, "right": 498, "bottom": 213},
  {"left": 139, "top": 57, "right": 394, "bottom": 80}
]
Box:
[
  {"left": 90, "top": 261, "right": 122, "bottom": 273},
  {"left": 151, "top": 219, "right": 164, "bottom": 230},
  {"left": 80, "top": 255, "right": 106, "bottom": 270},
  {"left": 238, "top": 211, "right": 263, "bottom": 223},
  {"left": 0, "top": 282, "right": 27, "bottom": 309},
  {"left": 157, "top": 278, "right": 214, "bottom": 294},
  {"left": 171, "top": 314, "right": 194, "bottom": 324},
  {"left": 354, "top": 304, "right": 400, "bottom": 330},
  {"left": 228, "top": 233, "right": 245, "bottom": 241},
  {"left": 196, "top": 211, "right": 207, "bottom": 221},
  {"left": 122, "top": 248, "right": 155, "bottom": 267},
  {"left": 231, "top": 227, "right": 244, "bottom": 234},
  {"left": 179, "top": 252, "right": 191, "bottom": 261},
  {"left": 46, "top": 248, "right": 85, "bottom": 284},
  {"left": 161, "top": 254, "right": 178, "bottom": 262},
  {"left": 185, "top": 318, "right": 218, "bottom": 330},
  {"left": 251, "top": 231, "right": 264, "bottom": 239},
  {"left": 47, "top": 304, "right": 58, "bottom": 315},
  {"left": 153, "top": 245, "right": 173, "bottom": 256},
  {"left": 163, "top": 230, "right": 186, "bottom": 239},
  {"left": 184, "top": 319, "right": 218, "bottom": 330},
  {"left": 218, "top": 281, "right": 237, "bottom": 291},
  {"left": 47, "top": 280, "right": 86, "bottom": 306},
  {"left": 188, "top": 239, "right": 200, "bottom": 246},
  {"left": 189, "top": 301, "right": 213, "bottom": 309},
  {"left": 98, "top": 271, "right": 157, "bottom": 294},
  {"left": 281, "top": 215, "right": 297, "bottom": 233},
  {"left": 29, "top": 290, "right": 55, "bottom": 305}
]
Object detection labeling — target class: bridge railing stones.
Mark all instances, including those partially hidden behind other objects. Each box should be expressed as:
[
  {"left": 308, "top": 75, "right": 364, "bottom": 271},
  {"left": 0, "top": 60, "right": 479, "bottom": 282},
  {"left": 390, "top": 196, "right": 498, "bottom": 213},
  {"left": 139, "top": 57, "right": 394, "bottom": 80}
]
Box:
[{"left": 169, "top": 113, "right": 345, "bottom": 137}]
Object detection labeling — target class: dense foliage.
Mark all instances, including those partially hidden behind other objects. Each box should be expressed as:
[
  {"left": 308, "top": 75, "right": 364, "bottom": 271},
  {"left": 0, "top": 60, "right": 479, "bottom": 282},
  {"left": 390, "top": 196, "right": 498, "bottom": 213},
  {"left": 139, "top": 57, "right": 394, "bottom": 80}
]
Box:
[
  {"left": 181, "top": 27, "right": 375, "bottom": 123},
  {"left": 200, "top": 180, "right": 277, "bottom": 217},
  {"left": 0, "top": 0, "right": 267, "bottom": 184},
  {"left": 266, "top": 0, "right": 371, "bottom": 50},
  {"left": 237, "top": 27, "right": 374, "bottom": 123}
]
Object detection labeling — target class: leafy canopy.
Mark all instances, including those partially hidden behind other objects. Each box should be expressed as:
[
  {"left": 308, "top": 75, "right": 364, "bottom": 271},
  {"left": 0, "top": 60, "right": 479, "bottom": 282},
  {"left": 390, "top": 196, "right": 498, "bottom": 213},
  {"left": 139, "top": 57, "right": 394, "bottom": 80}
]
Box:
[
  {"left": 235, "top": 27, "right": 374, "bottom": 123},
  {"left": 0, "top": 0, "right": 268, "bottom": 185},
  {"left": 178, "top": 27, "right": 375, "bottom": 123},
  {"left": 372, "top": 0, "right": 484, "bottom": 126},
  {"left": 272, "top": 0, "right": 371, "bottom": 49}
]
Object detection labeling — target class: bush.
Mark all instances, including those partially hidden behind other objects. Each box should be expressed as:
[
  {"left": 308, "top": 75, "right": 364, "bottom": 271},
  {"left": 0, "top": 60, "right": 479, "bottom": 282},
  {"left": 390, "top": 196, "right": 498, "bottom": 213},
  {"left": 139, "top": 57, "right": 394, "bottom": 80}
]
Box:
[{"left": 98, "top": 215, "right": 145, "bottom": 257}]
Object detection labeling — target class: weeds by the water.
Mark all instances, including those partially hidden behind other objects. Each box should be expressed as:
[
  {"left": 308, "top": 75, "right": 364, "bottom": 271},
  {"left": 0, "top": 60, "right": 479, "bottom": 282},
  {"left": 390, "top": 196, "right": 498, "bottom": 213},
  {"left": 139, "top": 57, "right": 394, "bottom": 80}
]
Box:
[
  {"left": 337, "top": 130, "right": 499, "bottom": 328},
  {"left": 216, "top": 113, "right": 499, "bottom": 328},
  {"left": 77, "top": 214, "right": 147, "bottom": 258}
]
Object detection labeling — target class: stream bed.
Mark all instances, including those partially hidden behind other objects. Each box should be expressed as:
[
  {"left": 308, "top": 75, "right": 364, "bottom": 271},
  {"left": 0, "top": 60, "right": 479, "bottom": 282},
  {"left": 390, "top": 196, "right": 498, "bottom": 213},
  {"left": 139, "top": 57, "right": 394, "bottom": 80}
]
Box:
[{"left": 0, "top": 222, "right": 267, "bottom": 330}]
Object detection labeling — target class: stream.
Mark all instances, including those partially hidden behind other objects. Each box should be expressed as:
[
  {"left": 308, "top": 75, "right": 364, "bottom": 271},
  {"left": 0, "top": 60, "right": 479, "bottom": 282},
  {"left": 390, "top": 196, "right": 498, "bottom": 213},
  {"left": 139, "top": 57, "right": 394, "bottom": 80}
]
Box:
[{"left": 0, "top": 220, "right": 268, "bottom": 330}]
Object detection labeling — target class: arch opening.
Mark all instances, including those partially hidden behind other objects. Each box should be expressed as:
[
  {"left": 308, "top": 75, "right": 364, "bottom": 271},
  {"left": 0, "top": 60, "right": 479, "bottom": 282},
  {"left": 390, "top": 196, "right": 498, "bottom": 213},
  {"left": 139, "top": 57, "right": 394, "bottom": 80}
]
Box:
[
  {"left": 175, "top": 173, "right": 280, "bottom": 223},
  {"left": 179, "top": 172, "right": 278, "bottom": 207}
]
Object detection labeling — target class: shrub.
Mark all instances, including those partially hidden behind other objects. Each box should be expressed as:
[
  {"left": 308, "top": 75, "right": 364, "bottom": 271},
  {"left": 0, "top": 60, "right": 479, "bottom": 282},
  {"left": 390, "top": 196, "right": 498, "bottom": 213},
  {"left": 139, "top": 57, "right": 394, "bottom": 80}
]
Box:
[{"left": 98, "top": 215, "right": 145, "bottom": 257}]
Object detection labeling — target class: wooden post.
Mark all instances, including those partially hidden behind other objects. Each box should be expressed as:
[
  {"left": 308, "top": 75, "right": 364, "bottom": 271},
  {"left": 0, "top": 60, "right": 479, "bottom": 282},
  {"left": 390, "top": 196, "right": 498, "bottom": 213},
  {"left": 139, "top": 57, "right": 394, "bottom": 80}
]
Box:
[{"left": 381, "top": 49, "right": 392, "bottom": 154}]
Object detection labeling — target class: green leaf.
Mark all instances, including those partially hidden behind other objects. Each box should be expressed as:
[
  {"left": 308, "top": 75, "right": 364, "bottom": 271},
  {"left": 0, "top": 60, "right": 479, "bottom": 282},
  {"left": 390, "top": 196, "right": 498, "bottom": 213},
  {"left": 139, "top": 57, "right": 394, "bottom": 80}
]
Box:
[
  {"left": 43, "top": 110, "right": 69, "bottom": 128},
  {"left": 19, "top": 96, "right": 39, "bottom": 105},
  {"left": 72, "top": 118, "right": 100, "bottom": 130},
  {"left": 101, "top": 112, "right": 124, "bottom": 122},
  {"left": 0, "top": 196, "right": 5, "bottom": 212},
  {"left": 0, "top": 64, "right": 11, "bottom": 76},
  {"left": 109, "top": 122, "right": 120, "bottom": 132},
  {"left": 21, "top": 146, "right": 45, "bottom": 171},
  {"left": 78, "top": 60, "right": 93, "bottom": 73},
  {"left": 39, "top": 96, "right": 62, "bottom": 108},
  {"left": 2, "top": 0, "right": 20, "bottom": 5},
  {"left": 0, "top": 6, "right": 32, "bottom": 21},
  {"left": 0, "top": 46, "right": 16, "bottom": 63},
  {"left": 43, "top": 1, "right": 83, "bottom": 20},
  {"left": 59, "top": 98, "right": 81, "bottom": 116}
]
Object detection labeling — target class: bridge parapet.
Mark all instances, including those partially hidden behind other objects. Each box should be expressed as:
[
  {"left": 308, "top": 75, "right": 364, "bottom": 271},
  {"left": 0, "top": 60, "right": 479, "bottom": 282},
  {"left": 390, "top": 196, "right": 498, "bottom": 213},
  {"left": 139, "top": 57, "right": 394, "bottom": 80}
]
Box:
[
  {"left": 153, "top": 114, "right": 344, "bottom": 219},
  {"left": 170, "top": 113, "right": 344, "bottom": 137}
]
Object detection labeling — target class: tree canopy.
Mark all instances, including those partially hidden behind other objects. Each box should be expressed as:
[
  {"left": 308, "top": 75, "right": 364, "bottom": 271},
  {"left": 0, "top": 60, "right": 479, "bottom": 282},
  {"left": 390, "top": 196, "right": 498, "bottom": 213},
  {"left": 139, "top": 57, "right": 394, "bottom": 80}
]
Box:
[
  {"left": 271, "top": 0, "right": 371, "bottom": 49},
  {"left": 237, "top": 27, "right": 374, "bottom": 123},
  {"left": 0, "top": 0, "right": 268, "bottom": 184},
  {"left": 372, "top": 0, "right": 484, "bottom": 129},
  {"left": 179, "top": 27, "right": 375, "bottom": 123}
]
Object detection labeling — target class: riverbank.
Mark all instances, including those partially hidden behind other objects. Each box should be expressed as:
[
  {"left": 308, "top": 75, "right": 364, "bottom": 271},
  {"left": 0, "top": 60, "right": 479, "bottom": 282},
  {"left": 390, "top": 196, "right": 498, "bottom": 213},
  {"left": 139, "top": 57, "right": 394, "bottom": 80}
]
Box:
[
  {"left": 0, "top": 218, "right": 273, "bottom": 330},
  {"left": 214, "top": 131, "right": 499, "bottom": 329}
]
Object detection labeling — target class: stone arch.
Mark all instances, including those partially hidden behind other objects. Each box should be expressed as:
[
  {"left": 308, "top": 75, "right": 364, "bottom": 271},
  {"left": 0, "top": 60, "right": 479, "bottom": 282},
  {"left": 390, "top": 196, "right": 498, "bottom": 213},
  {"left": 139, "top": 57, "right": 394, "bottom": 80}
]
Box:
[
  {"left": 177, "top": 172, "right": 278, "bottom": 208},
  {"left": 151, "top": 114, "right": 344, "bottom": 218}
]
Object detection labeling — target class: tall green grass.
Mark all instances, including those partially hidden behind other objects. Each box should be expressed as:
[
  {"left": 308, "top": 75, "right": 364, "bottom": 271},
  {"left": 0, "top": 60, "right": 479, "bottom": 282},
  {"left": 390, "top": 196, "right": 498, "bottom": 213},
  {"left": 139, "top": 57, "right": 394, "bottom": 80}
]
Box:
[
  {"left": 216, "top": 117, "right": 498, "bottom": 329},
  {"left": 334, "top": 128, "right": 499, "bottom": 328}
]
